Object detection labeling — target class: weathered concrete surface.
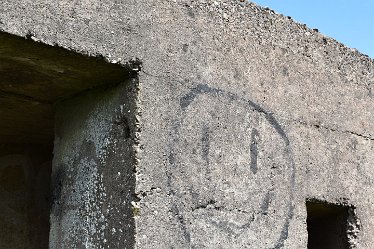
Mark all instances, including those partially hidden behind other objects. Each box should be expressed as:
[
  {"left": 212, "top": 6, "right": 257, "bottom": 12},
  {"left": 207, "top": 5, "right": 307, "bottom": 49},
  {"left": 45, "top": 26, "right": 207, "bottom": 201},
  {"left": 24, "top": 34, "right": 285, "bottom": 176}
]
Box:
[
  {"left": 1, "top": 0, "right": 373, "bottom": 248},
  {"left": 51, "top": 81, "right": 138, "bottom": 248}
]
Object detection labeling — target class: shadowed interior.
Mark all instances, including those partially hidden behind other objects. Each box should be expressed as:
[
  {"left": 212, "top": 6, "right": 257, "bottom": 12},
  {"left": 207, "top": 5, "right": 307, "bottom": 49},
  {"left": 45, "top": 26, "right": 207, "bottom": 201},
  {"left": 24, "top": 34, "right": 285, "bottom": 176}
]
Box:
[
  {"left": 0, "top": 31, "right": 132, "bottom": 248},
  {"left": 306, "top": 200, "right": 350, "bottom": 249}
]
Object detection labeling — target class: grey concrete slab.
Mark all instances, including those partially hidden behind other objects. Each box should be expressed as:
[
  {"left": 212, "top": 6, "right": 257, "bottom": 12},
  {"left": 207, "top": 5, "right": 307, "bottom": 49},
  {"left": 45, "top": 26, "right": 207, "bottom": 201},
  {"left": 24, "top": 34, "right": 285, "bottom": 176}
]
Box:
[{"left": 0, "top": 0, "right": 373, "bottom": 248}]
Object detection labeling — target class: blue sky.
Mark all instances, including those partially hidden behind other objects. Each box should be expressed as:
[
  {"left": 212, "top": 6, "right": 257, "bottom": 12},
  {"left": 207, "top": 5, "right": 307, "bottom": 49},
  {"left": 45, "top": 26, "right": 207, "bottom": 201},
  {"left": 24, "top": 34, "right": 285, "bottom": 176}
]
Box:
[{"left": 252, "top": 0, "right": 374, "bottom": 58}]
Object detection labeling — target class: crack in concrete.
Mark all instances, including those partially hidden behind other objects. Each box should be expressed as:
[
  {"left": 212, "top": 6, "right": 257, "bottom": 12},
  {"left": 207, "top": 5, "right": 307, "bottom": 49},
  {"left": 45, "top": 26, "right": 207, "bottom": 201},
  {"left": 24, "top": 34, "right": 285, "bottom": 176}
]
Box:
[
  {"left": 141, "top": 71, "right": 373, "bottom": 143},
  {"left": 295, "top": 119, "right": 374, "bottom": 141},
  {"left": 191, "top": 199, "right": 220, "bottom": 211},
  {"left": 191, "top": 200, "right": 254, "bottom": 216}
]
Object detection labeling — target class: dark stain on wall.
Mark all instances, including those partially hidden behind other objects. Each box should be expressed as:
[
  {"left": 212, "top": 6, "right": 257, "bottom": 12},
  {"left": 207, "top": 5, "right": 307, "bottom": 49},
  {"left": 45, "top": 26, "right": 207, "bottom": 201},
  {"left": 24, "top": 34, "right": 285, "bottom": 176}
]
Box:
[{"left": 250, "top": 128, "right": 260, "bottom": 174}]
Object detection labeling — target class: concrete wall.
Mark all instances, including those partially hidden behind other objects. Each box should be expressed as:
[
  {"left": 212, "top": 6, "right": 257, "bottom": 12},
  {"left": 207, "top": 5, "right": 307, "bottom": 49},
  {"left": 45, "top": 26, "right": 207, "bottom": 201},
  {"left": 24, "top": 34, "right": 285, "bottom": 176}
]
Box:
[
  {"left": 0, "top": 0, "right": 373, "bottom": 248},
  {"left": 51, "top": 81, "right": 138, "bottom": 248}
]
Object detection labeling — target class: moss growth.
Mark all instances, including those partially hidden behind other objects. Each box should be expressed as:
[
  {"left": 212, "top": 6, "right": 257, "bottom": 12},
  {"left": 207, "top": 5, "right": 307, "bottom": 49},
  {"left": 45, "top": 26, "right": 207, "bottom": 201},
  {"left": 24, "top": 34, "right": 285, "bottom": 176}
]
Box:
[{"left": 132, "top": 207, "right": 140, "bottom": 217}]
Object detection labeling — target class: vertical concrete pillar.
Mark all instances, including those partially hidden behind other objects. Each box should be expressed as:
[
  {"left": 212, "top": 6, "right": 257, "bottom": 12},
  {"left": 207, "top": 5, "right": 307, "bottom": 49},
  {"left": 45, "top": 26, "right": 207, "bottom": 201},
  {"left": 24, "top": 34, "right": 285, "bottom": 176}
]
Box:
[{"left": 50, "top": 80, "right": 138, "bottom": 249}]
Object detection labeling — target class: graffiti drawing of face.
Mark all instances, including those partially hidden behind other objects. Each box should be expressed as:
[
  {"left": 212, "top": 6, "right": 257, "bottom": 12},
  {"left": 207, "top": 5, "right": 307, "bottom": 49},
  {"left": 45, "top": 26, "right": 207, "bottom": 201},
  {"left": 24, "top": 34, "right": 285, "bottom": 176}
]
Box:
[{"left": 168, "top": 84, "right": 295, "bottom": 249}]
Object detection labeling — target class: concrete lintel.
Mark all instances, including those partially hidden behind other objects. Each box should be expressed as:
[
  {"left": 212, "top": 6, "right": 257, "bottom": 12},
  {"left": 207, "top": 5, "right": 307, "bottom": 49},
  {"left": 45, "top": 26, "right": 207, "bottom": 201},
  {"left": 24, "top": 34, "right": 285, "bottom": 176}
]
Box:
[{"left": 0, "top": 31, "right": 136, "bottom": 143}]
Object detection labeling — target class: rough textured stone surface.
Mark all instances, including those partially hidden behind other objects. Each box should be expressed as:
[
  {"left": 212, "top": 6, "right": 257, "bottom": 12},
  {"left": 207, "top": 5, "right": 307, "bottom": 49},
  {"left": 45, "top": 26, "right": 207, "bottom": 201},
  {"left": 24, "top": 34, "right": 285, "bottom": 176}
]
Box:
[
  {"left": 0, "top": 0, "right": 373, "bottom": 248},
  {"left": 51, "top": 81, "right": 138, "bottom": 249}
]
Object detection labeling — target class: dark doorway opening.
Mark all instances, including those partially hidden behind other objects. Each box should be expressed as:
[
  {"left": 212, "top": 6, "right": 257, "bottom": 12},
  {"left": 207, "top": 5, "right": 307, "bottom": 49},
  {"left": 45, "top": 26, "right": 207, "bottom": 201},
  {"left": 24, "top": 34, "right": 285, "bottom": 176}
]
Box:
[
  {"left": 0, "top": 144, "right": 52, "bottom": 249},
  {"left": 306, "top": 200, "right": 356, "bottom": 249},
  {"left": 0, "top": 31, "right": 134, "bottom": 248}
]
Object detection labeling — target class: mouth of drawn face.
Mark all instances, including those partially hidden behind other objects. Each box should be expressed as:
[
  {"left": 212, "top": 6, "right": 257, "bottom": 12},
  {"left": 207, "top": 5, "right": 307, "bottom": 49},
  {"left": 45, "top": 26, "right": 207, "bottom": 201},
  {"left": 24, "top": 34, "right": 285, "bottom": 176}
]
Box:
[{"left": 169, "top": 85, "right": 295, "bottom": 248}]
